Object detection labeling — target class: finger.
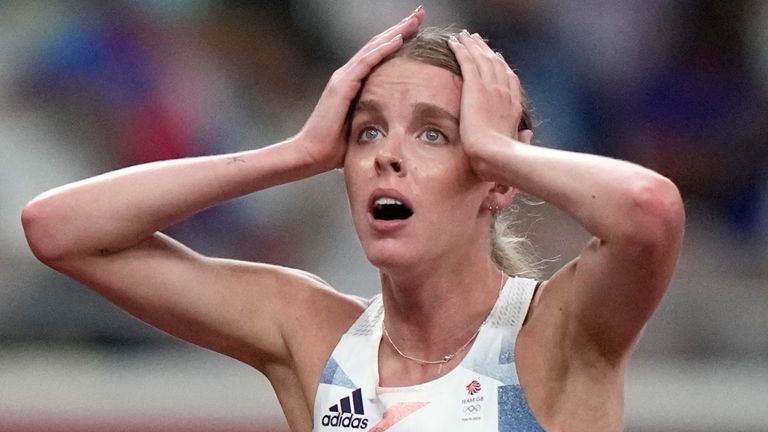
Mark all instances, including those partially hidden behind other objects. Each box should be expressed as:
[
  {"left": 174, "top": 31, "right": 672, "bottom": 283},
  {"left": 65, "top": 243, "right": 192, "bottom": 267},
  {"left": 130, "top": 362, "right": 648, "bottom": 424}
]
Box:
[
  {"left": 322, "top": 33, "right": 403, "bottom": 105},
  {"left": 353, "top": 6, "right": 424, "bottom": 61},
  {"left": 470, "top": 33, "right": 516, "bottom": 92},
  {"left": 338, "top": 6, "right": 423, "bottom": 85},
  {"left": 458, "top": 31, "right": 498, "bottom": 82},
  {"left": 368, "top": 9, "right": 421, "bottom": 46},
  {"left": 506, "top": 67, "right": 523, "bottom": 104},
  {"left": 493, "top": 51, "right": 511, "bottom": 87},
  {"left": 473, "top": 33, "right": 512, "bottom": 87},
  {"left": 349, "top": 34, "right": 404, "bottom": 80},
  {"left": 448, "top": 33, "right": 480, "bottom": 82}
]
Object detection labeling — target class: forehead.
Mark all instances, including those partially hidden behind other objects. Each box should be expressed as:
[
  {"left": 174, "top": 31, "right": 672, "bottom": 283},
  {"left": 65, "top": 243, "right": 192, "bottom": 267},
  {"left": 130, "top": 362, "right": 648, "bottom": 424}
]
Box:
[{"left": 357, "top": 57, "right": 462, "bottom": 117}]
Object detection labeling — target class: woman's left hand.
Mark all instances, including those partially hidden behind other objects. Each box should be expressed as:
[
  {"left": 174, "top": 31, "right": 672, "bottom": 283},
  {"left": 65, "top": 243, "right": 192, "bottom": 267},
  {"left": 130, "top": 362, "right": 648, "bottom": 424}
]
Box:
[{"left": 448, "top": 30, "right": 531, "bottom": 180}]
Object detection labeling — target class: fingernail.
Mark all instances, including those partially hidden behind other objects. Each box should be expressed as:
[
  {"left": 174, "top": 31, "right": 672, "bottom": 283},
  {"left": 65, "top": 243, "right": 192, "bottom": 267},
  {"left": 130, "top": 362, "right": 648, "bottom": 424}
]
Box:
[
  {"left": 448, "top": 35, "right": 458, "bottom": 43},
  {"left": 407, "top": 5, "right": 422, "bottom": 18},
  {"left": 460, "top": 29, "right": 470, "bottom": 37}
]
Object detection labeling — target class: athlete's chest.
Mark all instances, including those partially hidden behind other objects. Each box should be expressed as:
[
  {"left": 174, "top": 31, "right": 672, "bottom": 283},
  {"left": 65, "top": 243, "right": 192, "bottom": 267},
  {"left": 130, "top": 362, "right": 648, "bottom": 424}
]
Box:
[
  {"left": 315, "top": 368, "right": 507, "bottom": 431},
  {"left": 313, "top": 280, "right": 543, "bottom": 431}
]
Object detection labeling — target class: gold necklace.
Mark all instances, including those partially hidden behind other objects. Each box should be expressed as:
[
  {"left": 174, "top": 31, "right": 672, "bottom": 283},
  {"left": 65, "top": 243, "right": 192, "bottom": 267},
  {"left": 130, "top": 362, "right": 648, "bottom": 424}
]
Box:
[{"left": 382, "top": 271, "right": 506, "bottom": 374}]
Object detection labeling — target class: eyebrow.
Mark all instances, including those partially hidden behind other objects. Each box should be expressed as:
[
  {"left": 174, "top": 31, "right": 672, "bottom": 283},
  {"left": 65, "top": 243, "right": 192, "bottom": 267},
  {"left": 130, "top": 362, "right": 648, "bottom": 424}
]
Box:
[
  {"left": 352, "top": 99, "right": 383, "bottom": 117},
  {"left": 412, "top": 102, "right": 459, "bottom": 127},
  {"left": 353, "top": 99, "right": 459, "bottom": 126}
]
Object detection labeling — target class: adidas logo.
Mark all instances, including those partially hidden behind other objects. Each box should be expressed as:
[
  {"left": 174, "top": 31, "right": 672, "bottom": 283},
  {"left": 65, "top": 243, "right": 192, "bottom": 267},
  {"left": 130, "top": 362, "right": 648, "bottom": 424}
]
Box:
[{"left": 321, "top": 388, "right": 369, "bottom": 429}]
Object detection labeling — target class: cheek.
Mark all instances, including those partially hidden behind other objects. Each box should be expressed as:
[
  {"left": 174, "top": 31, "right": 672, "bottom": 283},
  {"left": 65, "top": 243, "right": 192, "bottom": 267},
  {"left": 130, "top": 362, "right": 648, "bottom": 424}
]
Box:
[
  {"left": 434, "top": 170, "right": 488, "bottom": 218},
  {"left": 415, "top": 172, "right": 481, "bottom": 223},
  {"left": 343, "top": 150, "right": 368, "bottom": 180},
  {"left": 415, "top": 151, "right": 478, "bottom": 192},
  {"left": 342, "top": 167, "right": 358, "bottom": 206},
  {"left": 343, "top": 153, "right": 371, "bottom": 211}
]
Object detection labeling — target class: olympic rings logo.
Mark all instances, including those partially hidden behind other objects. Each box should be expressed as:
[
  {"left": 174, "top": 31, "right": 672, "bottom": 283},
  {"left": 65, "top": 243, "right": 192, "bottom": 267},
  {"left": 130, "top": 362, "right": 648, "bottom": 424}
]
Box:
[{"left": 462, "top": 404, "right": 482, "bottom": 414}]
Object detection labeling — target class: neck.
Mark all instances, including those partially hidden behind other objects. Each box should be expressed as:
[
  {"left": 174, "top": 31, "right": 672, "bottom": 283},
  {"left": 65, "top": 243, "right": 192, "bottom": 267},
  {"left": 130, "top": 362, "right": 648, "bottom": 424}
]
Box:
[{"left": 379, "top": 255, "right": 505, "bottom": 360}]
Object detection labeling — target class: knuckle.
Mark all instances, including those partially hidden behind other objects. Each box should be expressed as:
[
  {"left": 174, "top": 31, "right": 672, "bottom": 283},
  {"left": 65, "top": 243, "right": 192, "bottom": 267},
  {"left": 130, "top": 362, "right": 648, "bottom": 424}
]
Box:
[
  {"left": 323, "top": 84, "right": 340, "bottom": 99},
  {"left": 325, "top": 75, "right": 350, "bottom": 96},
  {"left": 328, "top": 70, "right": 345, "bottom": 86},
  {"left": 357, "top": 54, "right": 377, "bottom": 68}
]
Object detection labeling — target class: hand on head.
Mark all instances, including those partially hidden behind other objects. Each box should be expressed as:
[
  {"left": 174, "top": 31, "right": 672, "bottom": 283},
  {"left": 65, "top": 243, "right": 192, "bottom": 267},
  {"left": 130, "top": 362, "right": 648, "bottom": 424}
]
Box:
[
  {"left": 297, "top": 6, "right": 426, "bottom": 173},
  {"left": 448, "top": 30, "right": 533, "bottom": 176}
]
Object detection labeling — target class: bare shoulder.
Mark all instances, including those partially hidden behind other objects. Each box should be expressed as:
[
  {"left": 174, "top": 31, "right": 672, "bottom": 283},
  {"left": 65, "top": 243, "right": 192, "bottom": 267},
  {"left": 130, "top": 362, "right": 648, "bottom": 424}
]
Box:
[
  {"left": 248, "top": 263, "right": 368, "bottom": 355},
  {"left": 230, "top": 263, "right": 366, "bottom": 430},
  {"left": 204, "top": 257, "right": 367, "bottom": 366}
]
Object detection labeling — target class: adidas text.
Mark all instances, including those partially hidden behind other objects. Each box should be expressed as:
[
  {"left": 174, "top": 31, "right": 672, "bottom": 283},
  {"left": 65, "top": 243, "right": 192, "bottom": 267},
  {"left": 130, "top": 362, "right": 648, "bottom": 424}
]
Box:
[
  {"left": 321, "top": 413, "right": 369, "bottom": 429},
  {"left": 323, "top": 388, "right": 368, "bottom": 429}
]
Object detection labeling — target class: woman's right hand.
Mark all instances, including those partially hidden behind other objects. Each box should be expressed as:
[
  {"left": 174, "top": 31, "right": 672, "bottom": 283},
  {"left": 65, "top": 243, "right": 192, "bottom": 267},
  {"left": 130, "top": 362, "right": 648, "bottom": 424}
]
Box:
[{"left": 295, "top": 6, "right": 425, "bottom": 173}]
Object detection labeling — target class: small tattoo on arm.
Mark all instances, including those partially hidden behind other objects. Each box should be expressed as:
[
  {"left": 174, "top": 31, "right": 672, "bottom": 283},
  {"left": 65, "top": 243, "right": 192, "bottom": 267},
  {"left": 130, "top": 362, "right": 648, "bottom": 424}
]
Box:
[{"left": 226, "top": 156, "right": 246, "bottom": 165}]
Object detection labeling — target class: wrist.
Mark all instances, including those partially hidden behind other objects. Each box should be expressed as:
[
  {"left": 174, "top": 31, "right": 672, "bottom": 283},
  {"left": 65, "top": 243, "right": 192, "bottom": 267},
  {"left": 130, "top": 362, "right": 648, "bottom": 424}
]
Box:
[
  {"left": 291, "top": 132, "right": 345, "bottom": 176},
  {"left": 465, "top": 133, "right": 514, "bottom": 181},
  {"left": 284, "top": 134, "right": 335, "bottom": 177}
]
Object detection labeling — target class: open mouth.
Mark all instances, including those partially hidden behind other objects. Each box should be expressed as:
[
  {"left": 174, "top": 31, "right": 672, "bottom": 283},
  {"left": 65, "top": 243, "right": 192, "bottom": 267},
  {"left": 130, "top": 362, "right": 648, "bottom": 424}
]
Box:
[{"left": 371, "top": 197, "right": 414, "bottom": 221}]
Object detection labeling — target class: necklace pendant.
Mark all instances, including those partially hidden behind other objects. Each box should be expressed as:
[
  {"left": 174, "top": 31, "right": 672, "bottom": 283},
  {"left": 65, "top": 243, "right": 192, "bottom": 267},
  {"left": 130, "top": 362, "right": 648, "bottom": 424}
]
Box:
[{"left": 442, "top": 354, "right": 453, "bottom": 363}]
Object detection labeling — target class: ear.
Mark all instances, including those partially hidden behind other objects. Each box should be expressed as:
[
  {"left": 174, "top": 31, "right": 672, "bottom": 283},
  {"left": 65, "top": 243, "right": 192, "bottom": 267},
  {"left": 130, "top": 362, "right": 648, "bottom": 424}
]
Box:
[
  {"left": 482, "top": 182, "right": 518, "bottom": 213},
  {"left": 519, "top": 129, "right": 534, "bottom": 145}
]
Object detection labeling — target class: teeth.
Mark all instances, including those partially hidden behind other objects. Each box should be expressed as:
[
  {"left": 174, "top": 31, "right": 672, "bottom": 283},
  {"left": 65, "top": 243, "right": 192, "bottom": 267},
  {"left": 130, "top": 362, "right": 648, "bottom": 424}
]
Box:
[{"left": 375, "top": 197, "right": 403, "bottom": 206}]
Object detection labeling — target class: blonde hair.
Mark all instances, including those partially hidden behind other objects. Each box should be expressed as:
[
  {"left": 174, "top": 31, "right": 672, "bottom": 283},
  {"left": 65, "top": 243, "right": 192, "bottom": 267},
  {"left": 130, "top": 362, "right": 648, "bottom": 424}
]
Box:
[
  {"left": 394, "top": 27, "right": 541, "bottom": 278},
  {"left": 391, "top": 27, "right": 533, "bottom": 131}
]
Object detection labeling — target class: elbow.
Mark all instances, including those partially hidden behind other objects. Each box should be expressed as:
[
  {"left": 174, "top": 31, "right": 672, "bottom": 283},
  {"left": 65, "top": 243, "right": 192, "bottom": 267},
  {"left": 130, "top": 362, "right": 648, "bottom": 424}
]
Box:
[
  {"left": 21, "top": 197, "right": 67, "bottom": 265},
  {"left": 622, "top": 175, "right": 685, "bottom": 246}
]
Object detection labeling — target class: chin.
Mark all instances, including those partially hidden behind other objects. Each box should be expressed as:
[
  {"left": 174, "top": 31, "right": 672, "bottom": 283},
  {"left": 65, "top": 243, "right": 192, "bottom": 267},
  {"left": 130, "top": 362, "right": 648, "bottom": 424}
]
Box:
[{"left": 361, "top": 240, "right": 419, "bottom": 272}]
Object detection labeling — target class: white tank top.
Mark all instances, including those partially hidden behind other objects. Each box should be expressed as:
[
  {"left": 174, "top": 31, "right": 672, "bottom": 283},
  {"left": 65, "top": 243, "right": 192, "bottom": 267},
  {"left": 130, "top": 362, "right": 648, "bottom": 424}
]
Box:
[{"left": 313, "top": 276, "right": 544, "bottom": 431}]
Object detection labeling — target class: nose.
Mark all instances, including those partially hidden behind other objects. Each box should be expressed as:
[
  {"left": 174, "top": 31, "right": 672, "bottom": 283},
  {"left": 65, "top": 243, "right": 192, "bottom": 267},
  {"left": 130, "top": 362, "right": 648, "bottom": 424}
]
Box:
[
  {"left": 374, "top": 140, "right": 406, "bottom": 176},
  {"left": 375, "top": 152, "right": 404, "bottom": 176}
]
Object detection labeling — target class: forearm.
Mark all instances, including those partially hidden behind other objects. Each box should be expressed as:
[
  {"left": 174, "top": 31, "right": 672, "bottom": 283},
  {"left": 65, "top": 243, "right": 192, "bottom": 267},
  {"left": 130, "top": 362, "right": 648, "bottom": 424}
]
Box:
[
  {"left": 22, "top": 137, "right": 317, "bottom": 261},
  {"left": 475, "top": 139, "right": 684, "bottom": 244},
  {"left": 448, "top": 31, "right": 682, "bottom": 246}
]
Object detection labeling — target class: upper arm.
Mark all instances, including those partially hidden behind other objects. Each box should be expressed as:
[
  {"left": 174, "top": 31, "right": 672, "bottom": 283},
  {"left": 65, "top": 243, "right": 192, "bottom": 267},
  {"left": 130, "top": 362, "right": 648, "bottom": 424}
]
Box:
[
  {"left": 52, "top": 232, "right": 353, "bottom": 371},
  {"left": 544, "top": 178, "right": 685, "bottom": 361}
]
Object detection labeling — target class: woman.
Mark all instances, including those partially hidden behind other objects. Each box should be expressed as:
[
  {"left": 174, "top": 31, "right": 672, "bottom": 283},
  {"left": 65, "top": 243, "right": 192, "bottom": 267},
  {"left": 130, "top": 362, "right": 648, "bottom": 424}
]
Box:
[{"left": 21, "top": 6, "right": 684, "bottom": 431}]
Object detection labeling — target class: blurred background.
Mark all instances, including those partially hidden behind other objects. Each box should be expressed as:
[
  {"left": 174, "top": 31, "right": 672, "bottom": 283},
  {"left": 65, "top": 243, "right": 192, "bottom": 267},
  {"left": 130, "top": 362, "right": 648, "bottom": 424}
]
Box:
[{"left": 1, "top": 0, "right": 767, "bottom": 431}]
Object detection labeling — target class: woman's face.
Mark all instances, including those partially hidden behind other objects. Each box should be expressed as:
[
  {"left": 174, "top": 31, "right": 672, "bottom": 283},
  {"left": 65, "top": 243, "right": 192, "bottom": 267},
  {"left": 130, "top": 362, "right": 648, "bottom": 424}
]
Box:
[{"left": 344, "top": 57, "right": 493, "bottom": 270}]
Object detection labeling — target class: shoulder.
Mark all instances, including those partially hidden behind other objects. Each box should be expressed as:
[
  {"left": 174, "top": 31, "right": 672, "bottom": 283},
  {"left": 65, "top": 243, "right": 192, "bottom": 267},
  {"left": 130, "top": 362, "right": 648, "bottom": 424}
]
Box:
[
  {"left": 202, "top": 257, "right": 368, "bottom": 367},
  {"left": 228, "top": 261, "right": 368, "bottom": 340},
  {"left": 221, "top": 261, "right": 370, "bottom": 420},
  {"left": 266, "top": 269, "right": 370, "bottom": 422}
]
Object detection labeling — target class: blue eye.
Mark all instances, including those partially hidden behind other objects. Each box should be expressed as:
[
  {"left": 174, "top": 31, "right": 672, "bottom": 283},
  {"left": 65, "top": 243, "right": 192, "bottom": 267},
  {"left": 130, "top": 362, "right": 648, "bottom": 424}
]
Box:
[
  {"left": 359, "top": 127, "right": 382, "bottom": 142},
  {"left": 420, "top": 129, "right": 446, "bottom": 144}
]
